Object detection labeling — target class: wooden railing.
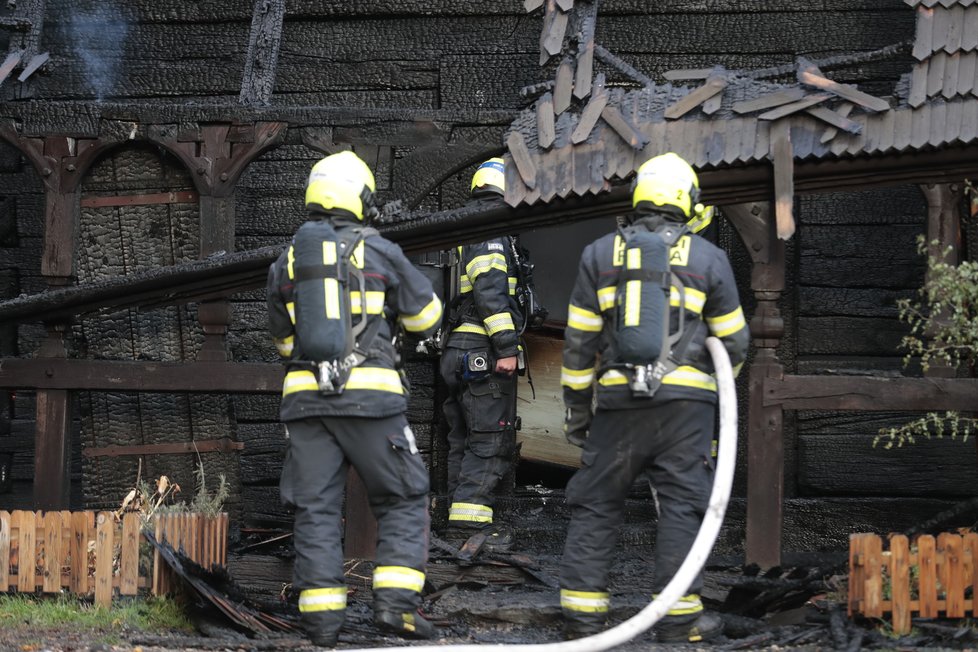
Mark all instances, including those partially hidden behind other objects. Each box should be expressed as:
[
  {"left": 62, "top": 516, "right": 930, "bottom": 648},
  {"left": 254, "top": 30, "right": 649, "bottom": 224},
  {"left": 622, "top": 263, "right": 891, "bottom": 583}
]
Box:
[
  {"left": 849, "top": 532, "right": 978, "bottom": 634},
  {"left": 0, "top": 510, "right": 228, "bottom": 606}
]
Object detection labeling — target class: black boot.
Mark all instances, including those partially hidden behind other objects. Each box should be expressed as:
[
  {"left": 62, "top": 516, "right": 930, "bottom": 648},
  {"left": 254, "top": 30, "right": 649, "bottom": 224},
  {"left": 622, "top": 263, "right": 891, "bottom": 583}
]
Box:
[
  {"left": 655, "top": 611, "right": 723, "bottom": 643},
  {"left": 374, "top": 609, "right": 436, "bottom": 640},
  {"left": 562, "top": 617, "right": 605, "bottom": 640},
  {"left": 301, "top": 614, "right": 342, "bottom": 648}
]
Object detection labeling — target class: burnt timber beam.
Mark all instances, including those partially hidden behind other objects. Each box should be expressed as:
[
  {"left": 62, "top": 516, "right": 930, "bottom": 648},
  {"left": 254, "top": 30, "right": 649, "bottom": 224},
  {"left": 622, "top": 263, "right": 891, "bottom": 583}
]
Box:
[
  {"left": 2, "top": 145, "right": 978, "bottom": 325},
  {"left": 764, "top": 376, "right": 978, "bottom": 412},
  {"left": 920, "top": 182, "right": 964, "bottom": 378},
  {"left": 239, "top": 0, "right": 285, "bottom": 106},
  {"left": 0, "top": 358, "right": 283, "bottom": 393}
]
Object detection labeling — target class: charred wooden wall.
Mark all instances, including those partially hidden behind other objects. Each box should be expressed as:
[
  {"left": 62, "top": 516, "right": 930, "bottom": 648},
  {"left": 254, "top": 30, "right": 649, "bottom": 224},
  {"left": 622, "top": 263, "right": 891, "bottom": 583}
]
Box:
[{"left": 1, "top": 0, "right": 971, "bottom": 554}]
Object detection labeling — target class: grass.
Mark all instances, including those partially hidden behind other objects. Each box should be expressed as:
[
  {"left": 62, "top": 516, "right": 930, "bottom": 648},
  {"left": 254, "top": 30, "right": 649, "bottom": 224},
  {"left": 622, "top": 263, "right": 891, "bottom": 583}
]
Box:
[{"left": 0, "top": 593, "right": 194, "bottom": 635}]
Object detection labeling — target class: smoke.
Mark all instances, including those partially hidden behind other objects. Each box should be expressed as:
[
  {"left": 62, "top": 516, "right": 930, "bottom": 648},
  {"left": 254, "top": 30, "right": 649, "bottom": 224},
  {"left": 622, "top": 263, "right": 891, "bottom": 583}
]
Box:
[{"left": 65, "top": 3, "right": 130, "bottom": 101}]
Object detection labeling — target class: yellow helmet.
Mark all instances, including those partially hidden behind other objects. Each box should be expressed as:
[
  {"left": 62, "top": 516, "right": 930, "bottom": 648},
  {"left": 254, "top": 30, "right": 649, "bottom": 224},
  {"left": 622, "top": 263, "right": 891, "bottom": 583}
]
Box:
[
  {"left": 304, "top": 151, "right": 377, "bottom": 221},
  {"left": 687, "top": 203, "right": 714, "bottom": 234},
  {"left": 471, "top": 157, "right": 505, "bottom": 197},
  {"left": 632, "top": 152, "right": 700, "bottom": 219}
]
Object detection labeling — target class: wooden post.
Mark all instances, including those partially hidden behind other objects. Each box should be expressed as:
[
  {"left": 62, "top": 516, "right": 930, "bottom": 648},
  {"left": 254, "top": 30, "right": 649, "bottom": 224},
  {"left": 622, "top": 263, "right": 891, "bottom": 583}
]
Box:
[
  {"left": 724, "top": 201, "right": 786, "bottom": 568},
  {"left": 33, "top": 325, "right": 72, "bottom": 511},
  {"left": 919, "top": 183, "right": 963, "bottom": 378}
]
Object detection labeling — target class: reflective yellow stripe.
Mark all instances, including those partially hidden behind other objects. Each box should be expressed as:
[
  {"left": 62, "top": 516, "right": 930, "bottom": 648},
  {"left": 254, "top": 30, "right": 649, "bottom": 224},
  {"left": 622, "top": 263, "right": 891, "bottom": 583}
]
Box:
[
  {"left": 653, "top": 593, "right": 704, "bottom": 617},
  {"left": 662, "top": 366, "right": 717, "bottom": 391},
  {"left": 466, "top": 253, "right": 507, "bottom": 282},
  {"left": 345, "top": 367, "right": 403, "bottom": 394},
  {"left": 671, "top": 286, "right": 705, "bottom": 314},
  {"left": 459, "top": 275, "right": 473, "bottom": 293},
  {"left": 561, "top": 589, "right": 610, "bottom": 613},
  {"left": 484, "top": 311, "right": 515, "bottom": 335},
  {"left": 707, "top": 306, "right": 747, "bottom": 338},
  {"left": 598, "top": 369, "right": 630, "bottom": 386},
  {"left": 567, "top": 304, "right": 602, "bottom": 332},
  {"left": 508, "top": 276, "right": 517, "bottom": 295},
  {"left": 283, "top": 369, "right": 318, "bottom": 395},
  {"left": 449, "top": 502, "right": 493, "bottom": 523},
  {"left": 299, "top": 587, "right": 347, "bottom": 613},
  {"left": 373, "top": 566, "right": 425, "bottom": 593},
  {"left": 350, "top": 239, "right": 365, "bottom": 269},
  {"left": 453, "top": 322, "right": 487, "bottom": 336},
  {"left": 401, "top": 294, "right": 443, "bottom": 332},
  {"left": 597, "top": 286, "right": 616, "bottom": 312},
  {"left": 286, "top": 301, "right": 295, "bottom": 324},
  {"left": 598, "top": 366, "right": 717, "bottom": 392},
  {"left": 732, "top": 361, "right": 744, "bottom": 378},
  {"left": 274, "top": 335, "right": 294, "bottom": 357},
  {"left": 322, "top": 240, "right": 341, "bottom": 320},
  {"left": 624, "top": 247, "right": 642, "bottom": 326},
  {"left": 350, "top": 291, "right": 386, "bottom": 315},
  {"left": 287, "top": 245, "right": 295, "bottom": 280},
  {"left": 561, "top": 366, "right": 595, "bottom": 390}
]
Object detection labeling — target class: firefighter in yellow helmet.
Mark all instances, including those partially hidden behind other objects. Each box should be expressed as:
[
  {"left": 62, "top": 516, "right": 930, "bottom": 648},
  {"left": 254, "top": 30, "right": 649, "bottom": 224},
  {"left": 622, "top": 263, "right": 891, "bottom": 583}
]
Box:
[
  {"left": 267, "top": 150, "right": 443, "bottom": 645},
  {"left": 438, "top": 157, "right": 526, "bottom": 550},
  {"left": 557, "top": 152, "right": 748, "bottom": 642}
]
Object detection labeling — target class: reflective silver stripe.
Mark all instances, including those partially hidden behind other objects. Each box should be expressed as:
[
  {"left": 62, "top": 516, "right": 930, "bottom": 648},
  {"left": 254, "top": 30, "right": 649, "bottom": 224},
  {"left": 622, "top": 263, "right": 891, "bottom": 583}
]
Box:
[
  {"left": 274, "top": 335, "right": 294, "bottom": 357},
  {"left": 560, "top": 366, "right": 595, "bottom": 390},
  {"left": 299, "top": 587, "right": 347, "bottom": 612},
  {"left": 567, "top": 304, "right": 602, "bottom": 332},
  {"left": 448, "top": 502, "right": 493, "bottom": 523},
  {"left": 484, "top": 311, "right": 515, "bottom": 335},
  {"left": 653, "top": 592, "right": 704, "bottom": 616},
  {"left": 373, "top": 566, "right": 425, "bottom": 592},
  {"left": 560, "top": 589, "right": 610, "bottom": 613},
  {"left": 707, "top": 306, "right": 747, "bottom": 337},
  {"left": 466, "top": 253, "right": 507, "bottom": 281},
  {"left": 401, "top": 293, "right": 443, "bottom": 332}
]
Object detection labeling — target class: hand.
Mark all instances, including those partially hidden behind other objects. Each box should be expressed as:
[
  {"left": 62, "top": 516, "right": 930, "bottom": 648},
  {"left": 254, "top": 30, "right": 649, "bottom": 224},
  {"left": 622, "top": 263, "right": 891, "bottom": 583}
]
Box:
[
  {"left": 564, "top": 407, "right": 591, "bottom": 447},
  {"left": 495, "top": 355, "right": 518, "bottom": 375}
]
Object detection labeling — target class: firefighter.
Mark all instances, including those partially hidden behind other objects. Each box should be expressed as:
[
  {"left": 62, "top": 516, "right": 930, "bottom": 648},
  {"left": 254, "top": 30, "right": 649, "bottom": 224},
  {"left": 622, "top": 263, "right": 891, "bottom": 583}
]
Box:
[
  {"left": 439, "top": 158, "right": 523, "bottom": 548},
  {"left": 267, "top": 151, "right": 443, "bottom": 647},
  {"left": 558, "top": 152, "right": 749, "bottom": 643}
]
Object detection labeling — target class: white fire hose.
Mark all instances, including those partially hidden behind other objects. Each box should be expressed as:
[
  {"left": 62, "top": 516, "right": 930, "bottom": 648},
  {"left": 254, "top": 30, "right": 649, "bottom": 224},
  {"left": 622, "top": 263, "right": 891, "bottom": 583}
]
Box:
[{"left": 350, "top": 337, "right": 738, "bottom": 651}]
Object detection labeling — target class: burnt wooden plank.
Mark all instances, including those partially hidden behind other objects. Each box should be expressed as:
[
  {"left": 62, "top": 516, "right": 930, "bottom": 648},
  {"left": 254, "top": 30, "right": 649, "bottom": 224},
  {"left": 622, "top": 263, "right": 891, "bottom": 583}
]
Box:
[
  {"left": 757, "top": 93, "right": 831, "bottom": 120},
  {"left": 570, "top": 75, "right": 608, "bottom": 144},
  {"left": 813, "top": 103, "right": 858, "bottom": 142},
  {"left": 573, "top": 7, "right": 596, "bottom": 100},
  {"left": 764, "top": 375, "right": 978, "bottom": 411},
  {"left": 704, "top": 118, "right": 727, "bottom": 166},
  {"left": 931, "top": 3, "right": 952, "bottom": 52},
  {"left": 572, "top": 142, "right": 592, "bottom": 196},
  {"left": 0, "top": 50, "right": 23, "bottom": 86},
  {"left": 0, "top": 358, "right": 283, "bottom": 393},
  {"left": 34, "top": 389, "right": 71, "bottom": 510},
  {"left": 798, "top": 69, "right": 890, "bottom": 112},
  {"left": 663, "top": 76, "right": 727, "bottom": 120},
  {"left": 731, "top": 88, "right": 807, "bottom": 115},
  {"left": 16, "top": 52, "right": 48, "bottom": 83},
  {"left": 524, "top": 0, "right": 545, "bottom": 11},
  {"left": 736, "top": 116, "right": 759, "bottom": 163},
  {"left": 239, "top": 0, "right": 285, "bottom": 105},
  {"left": 770, "top": 120, "right": 795, "bottom": 240},
  {"left": 891, "top": 107, "right": 914, "bottom": 151},
  {"left": 945, "top": 5, "right": 965, "bottom": 53},
  {"left": 926, "top": 51, "right": 947, "bottom": 97},
  {"left": 944, "top": 99, "right": 964, "bottom": 143},
  {"left": 798, "top": 435, "right": 978, "bottom": 496},
  {"left": 964, "top": 8, "right": 978, "bottom": 50},
  {"left": 554, "top": 142, "right": 575, "bottom": 197},
  {"left": 537, "top": 92, "right": 556, "bottom": 149},
  {"left": 600, "top": 104, "right": 648, "bottom": 149},
  {"left": 82, "top": 438, "right": 244, "bottom": 458},
  {"left": 701, "top": 91, "right": 722, "bottom": 115},
  {"left": 507, "top": 131, "right": 538, "bottom": 189},
  {"left": 957, "top": 52, "right": 976, "bottom": 94},
  {"left": 913, "top": 6, "right": 936, "bottom": 60},
  {"left": 540, "top": 1, "right": 569, "bottom": 65},
  {"left": 928, "top": 101, "right": 948, "bottom": 145},
  {"left": 909, "top": 61, "right": 930, "bottom": 106},
  {"left": 910, "top": 104, "right": 932, "bottom": 149},
  {"left": 663, "top": 68, "right": 712, "bottom": 81},
  {"left": 554, "top": 57, "right": 574, "bottom": 115}
]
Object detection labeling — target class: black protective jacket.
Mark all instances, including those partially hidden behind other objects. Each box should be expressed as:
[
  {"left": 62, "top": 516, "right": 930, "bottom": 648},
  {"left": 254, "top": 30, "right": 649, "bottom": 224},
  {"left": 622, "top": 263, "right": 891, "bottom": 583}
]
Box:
[
  {"left": 444, "top": 237, "right": 523, "bottom": 359},
  {"left": 267, "top": 216, "right": 443, "bottom": 420},
  {"left": 561, "top": 215, "right": 749, "bottom": 412}
]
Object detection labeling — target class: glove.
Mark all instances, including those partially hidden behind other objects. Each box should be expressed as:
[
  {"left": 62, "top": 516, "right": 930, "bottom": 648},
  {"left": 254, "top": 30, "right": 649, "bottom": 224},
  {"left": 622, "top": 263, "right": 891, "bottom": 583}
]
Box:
[{"left": 564, "top": 406, "right": 592, "bottom": 447}]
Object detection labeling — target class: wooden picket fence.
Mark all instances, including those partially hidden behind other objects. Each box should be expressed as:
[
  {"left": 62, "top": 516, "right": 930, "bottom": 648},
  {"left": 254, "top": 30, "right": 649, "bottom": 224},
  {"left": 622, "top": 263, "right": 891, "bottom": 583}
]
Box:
[
  {"left": 0, "top": 510, "right": 228, "bottom": 606},
  {"left": 849, "top": 532, "right": 978, "bottom": 634}
]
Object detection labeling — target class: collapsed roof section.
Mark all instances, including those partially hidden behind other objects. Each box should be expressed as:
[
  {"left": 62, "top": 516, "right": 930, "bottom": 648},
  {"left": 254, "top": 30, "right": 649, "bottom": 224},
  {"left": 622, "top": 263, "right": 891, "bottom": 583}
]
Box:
[{"left": 502, "top": 0, "right": 978, "bottom": 230}]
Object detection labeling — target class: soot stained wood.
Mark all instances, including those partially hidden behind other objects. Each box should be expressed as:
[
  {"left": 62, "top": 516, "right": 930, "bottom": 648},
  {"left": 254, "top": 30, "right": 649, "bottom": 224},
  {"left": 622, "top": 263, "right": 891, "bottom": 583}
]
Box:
[
  {"left": 798, "top": 435, "right": 978, "bottom": 497},
  {"left": 798, "top": 224, "right": 926, "bottom": 287},
  {"left": 240, "top": 0, "right": 285, "bottom": 106},
  {"left": 796, "top": 316, "right": 907, "bottom": 355},
  {"left": 798, "top": 287, "right": 911, "bottom": 317}
]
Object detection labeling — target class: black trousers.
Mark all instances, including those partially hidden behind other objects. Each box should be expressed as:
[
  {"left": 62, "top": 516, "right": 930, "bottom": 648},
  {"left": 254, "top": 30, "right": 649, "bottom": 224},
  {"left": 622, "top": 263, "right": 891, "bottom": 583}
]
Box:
[
  {"left": 281, "top": 413, "right": 430, "bottom": 623},
  {"left": 559, "top": 400, "right": 715, "bottom": 621},
  {"left": 439, "top": 346, "right": 517, "bottom": 525}
]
